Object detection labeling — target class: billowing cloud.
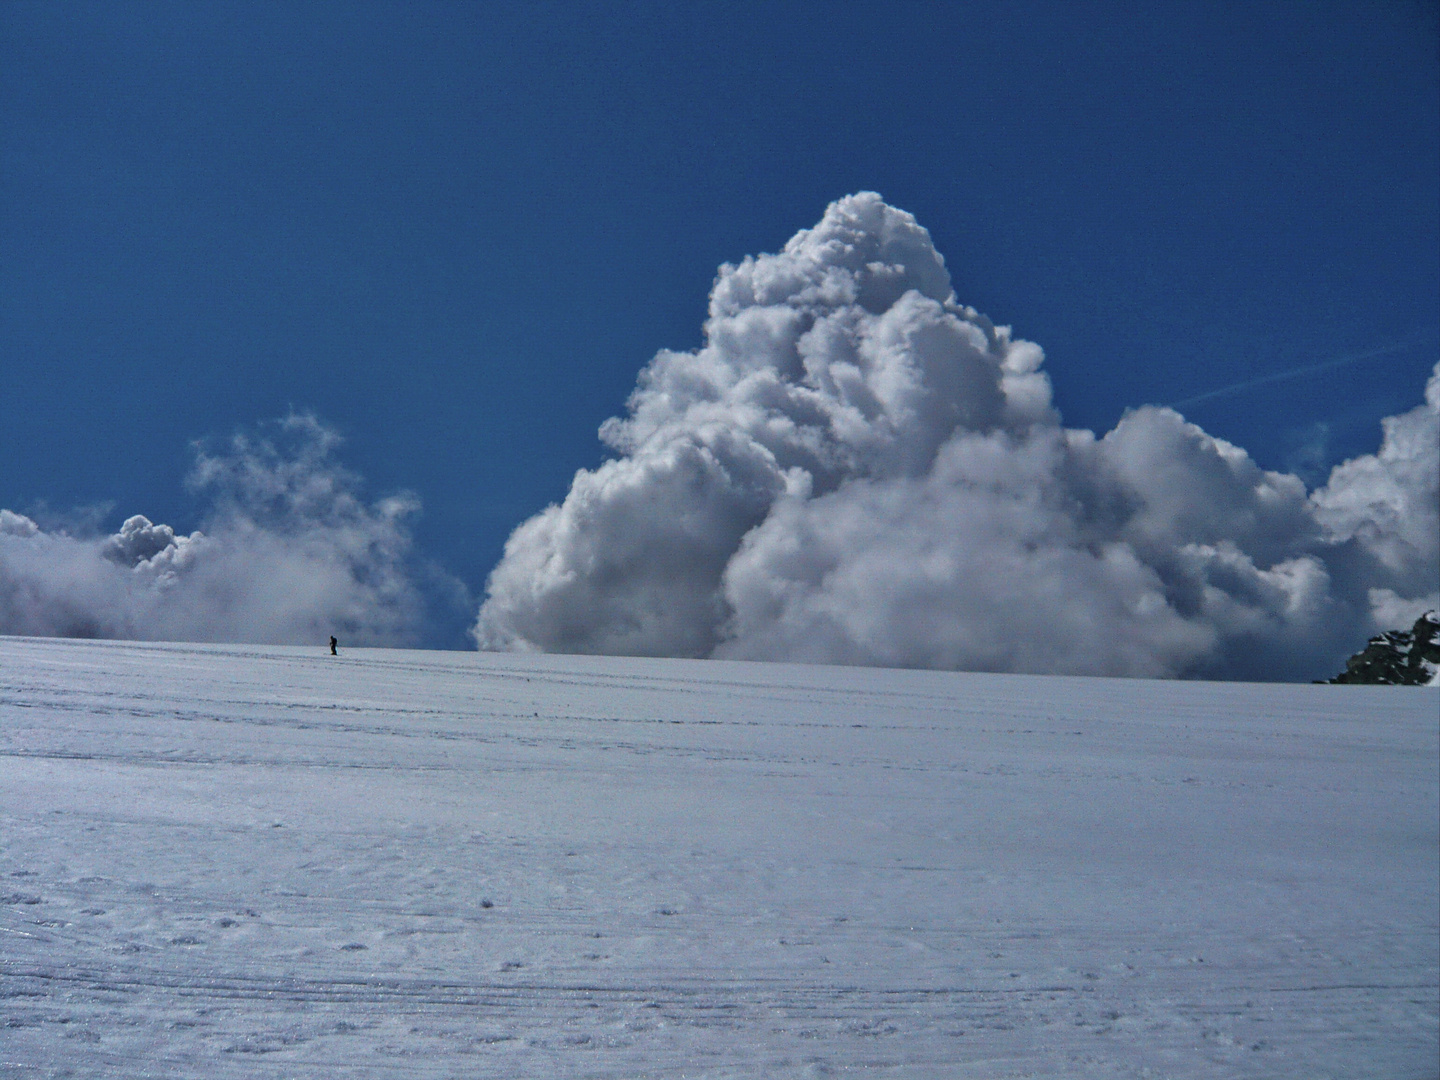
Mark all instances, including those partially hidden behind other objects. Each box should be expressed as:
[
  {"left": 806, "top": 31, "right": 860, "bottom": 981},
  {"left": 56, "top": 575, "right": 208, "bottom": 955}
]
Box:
[
  {"left": 0, "top": 414, "right": 444, "bottom": 646},
  {"left": 475, "top": 193, "right": 1439, "bottom": 680}
]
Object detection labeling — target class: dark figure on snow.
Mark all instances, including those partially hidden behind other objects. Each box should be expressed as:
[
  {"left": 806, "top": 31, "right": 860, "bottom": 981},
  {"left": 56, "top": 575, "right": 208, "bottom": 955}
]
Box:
[{"left": 330, "top": 636, "right": 338, "bottom": 656}]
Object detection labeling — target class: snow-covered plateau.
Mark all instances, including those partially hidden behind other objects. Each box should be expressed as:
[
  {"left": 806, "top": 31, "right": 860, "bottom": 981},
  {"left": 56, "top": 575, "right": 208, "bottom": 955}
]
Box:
[{"left": 1, "top": 636, "right": 1435, "bottom": 1079}]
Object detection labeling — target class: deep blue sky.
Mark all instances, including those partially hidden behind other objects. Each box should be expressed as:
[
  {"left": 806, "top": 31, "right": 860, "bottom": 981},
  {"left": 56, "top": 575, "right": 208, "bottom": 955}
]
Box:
[{"left": 3, "top": 1, "right": 1437, "bottom": 645}]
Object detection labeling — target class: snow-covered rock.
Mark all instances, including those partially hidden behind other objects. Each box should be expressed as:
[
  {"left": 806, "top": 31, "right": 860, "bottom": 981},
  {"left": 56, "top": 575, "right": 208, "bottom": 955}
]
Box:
[{"left": 1326, "top": 611, "right": 1440, "bottom": 685}]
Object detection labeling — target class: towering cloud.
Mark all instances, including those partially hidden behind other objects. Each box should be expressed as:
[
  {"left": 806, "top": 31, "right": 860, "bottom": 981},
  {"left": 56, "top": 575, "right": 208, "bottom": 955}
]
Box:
[
  {"left": 0, "top": 414, "right": 436, "bottom": 646},
  {"left": 476, "top": 193, "right": 1439, "bottom": 680}
]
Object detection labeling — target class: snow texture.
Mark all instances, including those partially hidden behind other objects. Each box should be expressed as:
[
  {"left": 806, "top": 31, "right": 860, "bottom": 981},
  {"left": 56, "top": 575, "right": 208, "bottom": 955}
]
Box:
[
  {"left": 1, "top": 636, "right": 1435, "bottom": 1078},
  {"left": 476, "top": 193, "right": 1440, "bottom": 682}
]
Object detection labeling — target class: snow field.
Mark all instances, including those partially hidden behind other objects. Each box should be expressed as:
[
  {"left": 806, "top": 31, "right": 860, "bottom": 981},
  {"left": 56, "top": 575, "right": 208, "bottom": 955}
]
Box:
[{"left": 0, "top": 636, "right": 1436, "bottom": 1078}]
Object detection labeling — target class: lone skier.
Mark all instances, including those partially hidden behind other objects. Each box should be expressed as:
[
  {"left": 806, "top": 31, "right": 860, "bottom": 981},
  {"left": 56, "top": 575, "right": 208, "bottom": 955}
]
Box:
[{"left": 329, "top": 635, "right": 338, "bottom": 656}]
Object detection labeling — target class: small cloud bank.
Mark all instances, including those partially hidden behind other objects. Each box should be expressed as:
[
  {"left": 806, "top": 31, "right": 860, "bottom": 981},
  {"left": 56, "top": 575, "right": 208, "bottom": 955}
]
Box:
[
  {"left": 0, "top": 414, "right": 448, "bottom": 646},
  {"left": 475, "top": 193, "right": 1439, "bottom": 680}
]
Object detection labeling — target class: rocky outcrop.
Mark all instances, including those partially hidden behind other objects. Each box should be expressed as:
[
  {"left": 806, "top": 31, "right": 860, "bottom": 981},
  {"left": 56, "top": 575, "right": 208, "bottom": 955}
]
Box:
[{"left": 1327, "top": 612, "right": 1440, "bottom": 686}]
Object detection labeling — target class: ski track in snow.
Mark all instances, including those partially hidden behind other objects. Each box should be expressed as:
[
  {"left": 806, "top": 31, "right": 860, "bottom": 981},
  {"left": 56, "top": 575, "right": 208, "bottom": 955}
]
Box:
[{"left": 0, "top": 637, "right": 1435, "bottom": 1078}]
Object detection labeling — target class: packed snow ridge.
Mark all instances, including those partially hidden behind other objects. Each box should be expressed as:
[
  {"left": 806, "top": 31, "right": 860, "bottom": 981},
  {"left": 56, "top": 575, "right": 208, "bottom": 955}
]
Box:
[{"left": 1, "top": 636, "right": 1435, "bottom": 1078}]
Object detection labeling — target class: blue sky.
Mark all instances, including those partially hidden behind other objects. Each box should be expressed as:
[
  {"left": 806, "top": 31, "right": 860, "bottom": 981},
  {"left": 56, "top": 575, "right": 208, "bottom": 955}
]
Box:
[{"left": 3, "top": 1, "right": 1437, "bottom": 649}]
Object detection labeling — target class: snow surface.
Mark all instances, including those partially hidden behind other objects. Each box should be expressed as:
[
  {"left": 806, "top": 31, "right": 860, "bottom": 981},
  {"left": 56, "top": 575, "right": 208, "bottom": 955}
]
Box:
[{"left": 1, "top": 637, "right": 1435, "bottom": 1079}]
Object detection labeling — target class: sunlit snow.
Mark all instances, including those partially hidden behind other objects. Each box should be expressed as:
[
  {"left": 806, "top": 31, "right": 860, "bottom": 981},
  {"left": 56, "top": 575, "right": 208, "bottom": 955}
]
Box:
[{"left": 1, "top": 637, "right": 1435, "bottom": 1077}]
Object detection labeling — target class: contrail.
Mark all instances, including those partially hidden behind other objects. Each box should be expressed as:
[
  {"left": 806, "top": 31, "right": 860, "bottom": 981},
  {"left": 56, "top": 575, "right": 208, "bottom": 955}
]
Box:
[{"left": 1167, "top": 337, "right": 1430, "bottom": 411}]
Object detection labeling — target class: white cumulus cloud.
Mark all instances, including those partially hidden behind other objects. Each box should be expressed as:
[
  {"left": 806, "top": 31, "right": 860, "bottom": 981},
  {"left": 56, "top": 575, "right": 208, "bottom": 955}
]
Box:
[
  {"left": 0, "top": 414, "right": 443, "bottom": 646},
  {"left": 475, "top": 193, "right": 1439, "bottom": 680}
]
